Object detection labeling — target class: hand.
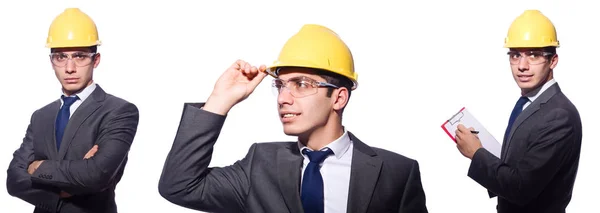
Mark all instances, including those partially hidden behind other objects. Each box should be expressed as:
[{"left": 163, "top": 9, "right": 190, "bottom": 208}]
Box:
[
  {"left": 59, "top": 191, "right": 72, "bottom": 198},
  {"left": 27, "top": 160, "right": 44, "bottom": 175},
  {"left": 204, "top": 59, "right": 268, "bottom": 115},
  {"left": 84, "top": 145, "right": 99, "bottom": 159},
  {"left": 455, "top": 124, "right": 483, "bottom": 159}
]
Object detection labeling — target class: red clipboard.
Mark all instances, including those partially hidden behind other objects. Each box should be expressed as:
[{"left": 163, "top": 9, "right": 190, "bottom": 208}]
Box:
[
  {"left": 441, "top": 107, "right": 465, "bottom": 142},
  {"left": 440, "top": 107, "right": 502, "bottom": 158}
]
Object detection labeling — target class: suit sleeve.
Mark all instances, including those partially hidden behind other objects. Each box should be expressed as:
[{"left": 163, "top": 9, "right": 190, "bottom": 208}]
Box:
[
  {"left": 467, "top": 108, "right": 576, "bottom": 206},
  {"left": 6, "top": 111, "right": 61, "bottom": 212},
  {"left": 30, "top": 102, "right": 139, "bottom": 195},
  {"left": 399, "top": 160, "right": 428, "bottom": 213},
  {"left": 158, "top": 103, "right": 253, "bottom": 212}
]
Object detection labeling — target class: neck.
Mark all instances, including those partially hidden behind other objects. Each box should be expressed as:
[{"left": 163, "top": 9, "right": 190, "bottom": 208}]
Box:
[
  {"left": 521, "top": 74, "right": 553, "bottom": 96},
  {"left": 63, "top": 80, "right": 94, "bottom": 96},
  {"left": 299, "top": 121, "right": 343, "bottom": 151}
]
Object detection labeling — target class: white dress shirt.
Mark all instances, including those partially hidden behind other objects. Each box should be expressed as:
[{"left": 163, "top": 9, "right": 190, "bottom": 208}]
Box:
[
  {"left": 522, "top": 79, "right": 556, "bottom": 110},
  {"left": 298, "top": 128, "right": 353, "bottom": 213},
  {"left": 60, "top": 82, "right": 97, "bottom": 117}
]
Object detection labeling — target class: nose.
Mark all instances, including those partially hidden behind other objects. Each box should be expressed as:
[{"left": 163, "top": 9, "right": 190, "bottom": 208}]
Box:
[
  {"left": 65, "top": 58, "right": 77, "bottom": 74},
  {"left": 277, "top": 87, "right": 294, "bottom": 107},
  {"left": 517, "top": 56, "right": 529, "bottom": 72}
]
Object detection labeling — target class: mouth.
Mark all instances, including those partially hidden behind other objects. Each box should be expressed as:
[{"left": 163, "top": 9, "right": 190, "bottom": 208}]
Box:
[
  {"left": 64, "top": 78, "right": 79, "bottom": 83},
  {"left": 280, "top": 112, "right": 301, "bottom": 122},
  {"left": 517, "top": 74, "right": 533, "bottom": 82}
]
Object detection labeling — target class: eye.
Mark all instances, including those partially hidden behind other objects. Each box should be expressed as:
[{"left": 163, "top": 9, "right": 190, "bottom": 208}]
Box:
[
  {"left": 73, "top": 54, "right": 89, "bottom": 59},
  {"left": 273, "top": 80, "right": 284, "bottom": 89},
  {"left": 295, "top": 81, "right": 311, "bottom": 88},
  {"left": 508, "top": 53, "right": 520, "bottom": 59},
  {"left": 53, "top": 54, "right": 68, "bottom": 60}
]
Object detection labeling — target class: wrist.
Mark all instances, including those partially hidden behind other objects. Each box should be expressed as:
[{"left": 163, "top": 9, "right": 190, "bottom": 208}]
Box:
[
  {"left": 204, "top": 93, "right": 235, "bottom": 115},
  {"left": 470, "top": 147, "right": 482, "bottom": 159}
]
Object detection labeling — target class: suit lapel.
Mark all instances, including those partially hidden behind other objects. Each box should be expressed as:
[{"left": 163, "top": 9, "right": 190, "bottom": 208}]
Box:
[
  {"left": 43, "top": 101, "right": 61, "bottom": 158},
  {"left": 57, "top": 86, "right": 106, "bottom": 159},
  {"left": 501, "top": 83, "right": 561, "bottom": 159},
  {"left": 347, "top": 132, "right": 382, "bottom": 213},
  {"left": 276, "top": 143, "right": 304, "bottom": 213}
]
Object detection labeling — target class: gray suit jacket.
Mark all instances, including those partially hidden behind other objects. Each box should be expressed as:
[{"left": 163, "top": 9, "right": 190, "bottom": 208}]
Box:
[
  {"left": 467, "top": 83, "right": 582, "bottom": 213},
  {"left": 158, "top": 103, "right": 428, "bottom": 213},
  {"left": 6, "top": 85, "right": 139, "bottom": 213}
]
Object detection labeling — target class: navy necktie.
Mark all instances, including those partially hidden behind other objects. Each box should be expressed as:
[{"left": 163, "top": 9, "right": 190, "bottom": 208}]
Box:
[
  {"left": 301, "top": 148, "right": 333, "bottom": 213},
  {"left": 504, "top": 96, "right": 529, "bottom": 141},
  {"left": 56, "top": 96, "right": 78, "bottom": 150}
]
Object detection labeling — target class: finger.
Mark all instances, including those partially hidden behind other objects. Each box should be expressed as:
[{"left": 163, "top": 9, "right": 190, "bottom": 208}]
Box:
[
  {"left": 243, "top": 66, "right": 258, "bottom": 78},
  {"left": 258, "top": 64, "right": 267, "bottom": 73},
  {"left": 90, "top": 145, "right": 99, "bottom": 155},
  {"left": 244, "top": 63, "right": 252, "bottom": 75},
  {"left": 457, "top": 124, "right": 467, "bottom": 132},
  {"left": 469, "top": 127, "right": 475, "bottom": 131},
  {"left": 84, "top": 145, "right": 99, "bottom": 159},
  {"left": 455, "top": 131, "right": 463, "bottom": 141},
  {"left": 234, "top": 59, "right": 246, "bottom": 69},
  {"left": 247, "top": 69, "right": 268, "bottom": 89}
]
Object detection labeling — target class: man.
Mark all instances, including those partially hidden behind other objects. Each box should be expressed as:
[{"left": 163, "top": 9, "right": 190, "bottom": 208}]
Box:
[
  {"left": 6, "top": 8, "right": 139, "bottom": 213},
  {"left": 158, "top": 24, "right": 428, "bottom": 213},
  {"left": 455, "top": 10, "right": 582, "bottom": 213}
]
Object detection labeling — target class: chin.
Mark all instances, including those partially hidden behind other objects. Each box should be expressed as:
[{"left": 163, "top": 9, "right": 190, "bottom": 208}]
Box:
[
  {"left": 282, "top": 125, "right": 306, "bottom": 136},
  {"left": 517, "top": 82, "right": 538, "bottom": 92},
  {"left": 62, "top": 85, "right": 84, "bottom": 94}
]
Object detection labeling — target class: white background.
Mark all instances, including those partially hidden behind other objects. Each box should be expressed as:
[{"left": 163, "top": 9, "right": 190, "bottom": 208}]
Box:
[{"left": 1, "top": 0, "right": 597, "bottom": 212}]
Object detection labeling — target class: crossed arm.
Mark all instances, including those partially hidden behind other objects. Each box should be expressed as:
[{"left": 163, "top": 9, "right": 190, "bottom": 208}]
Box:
[
  {"left": 27, "top": 145, "right": 99, "bottom": 198},
  {"left": 7, "top": 111, "right": 62, "bottom": 212},
  {"left": 6, "top": 103, "right": 139, "bottom": 210}
]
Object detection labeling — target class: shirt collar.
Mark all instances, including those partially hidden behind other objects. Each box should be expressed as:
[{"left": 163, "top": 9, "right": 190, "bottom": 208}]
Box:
[
  {"left": 61, "top": 82, "right": 97, "bottom": 103},
  {"left": 298, "top": 127, "right": 352, "bottom": 159}
]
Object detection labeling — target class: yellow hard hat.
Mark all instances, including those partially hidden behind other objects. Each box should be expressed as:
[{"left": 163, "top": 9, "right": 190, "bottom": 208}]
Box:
[
  {"left": 46, "top": 8, "right": 101, "bottom": 48},
  {"left": 504, "top": 10, "right": 559, "bottom": 48},
  {"left": 267, "top": 24, "right": 358, "bottom": 90}
]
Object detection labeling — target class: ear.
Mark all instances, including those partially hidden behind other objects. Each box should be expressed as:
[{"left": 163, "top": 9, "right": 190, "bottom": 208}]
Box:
[
  {"left": 332, "top": 87, "right": 349, "bottom": 111},
  {"left": 549, "top": 54, "right": 558, "bottom": 69},
  {"left": 93, "top": 53, "right": 101, "bottom": 68}
]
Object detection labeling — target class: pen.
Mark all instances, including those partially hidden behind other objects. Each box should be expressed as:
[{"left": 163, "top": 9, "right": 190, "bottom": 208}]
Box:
[{"left": 471, "top": 130, "right": 479, "bottom": 134}]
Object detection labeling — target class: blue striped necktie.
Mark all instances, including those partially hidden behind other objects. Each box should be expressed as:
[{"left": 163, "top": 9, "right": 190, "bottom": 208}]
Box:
[
  {"left": 301, "top": 148, "right": 333, "bottom": 213},
  {"left": 55, "top": 95, "right": 78, "bottom": 150},
  {"left": 504, "top": 96, "right": 529, "bottom": 141}
]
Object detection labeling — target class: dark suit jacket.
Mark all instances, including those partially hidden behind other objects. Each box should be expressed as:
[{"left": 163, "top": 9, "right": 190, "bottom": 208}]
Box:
[
  {"left": 158, "top": 103, "right": 428, "bottom": 213},
  {"left": 6, "top": 85, "right": 139, "bottom": 213},
  {"left": 468, "top": 83, "right": 582, "bottom": 213}
]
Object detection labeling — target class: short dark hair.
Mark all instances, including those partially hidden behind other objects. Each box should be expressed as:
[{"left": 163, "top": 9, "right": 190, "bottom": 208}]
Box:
[
  {"left": 312, "top": 69, "right": 353, "bottom": 115},
  {"left": 543, "top": 46, "right": 557, "bottom": 54},
  {"left": 313, "top": 69, "right": 353, "bottom": 99},
  {"left": 544, "top": 47, "right": 557, "bottom": 60}
]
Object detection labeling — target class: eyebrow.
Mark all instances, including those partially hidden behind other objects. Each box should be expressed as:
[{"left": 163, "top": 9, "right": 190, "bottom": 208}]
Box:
[
  {"left": 280, "top": 76, "right": 317, "bottom": 81},
  {"left": 53, "top": 51, "right": 92, "bottom": 54}
]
